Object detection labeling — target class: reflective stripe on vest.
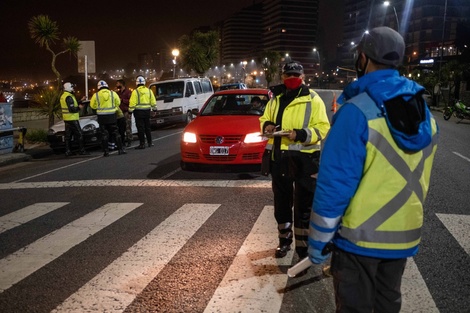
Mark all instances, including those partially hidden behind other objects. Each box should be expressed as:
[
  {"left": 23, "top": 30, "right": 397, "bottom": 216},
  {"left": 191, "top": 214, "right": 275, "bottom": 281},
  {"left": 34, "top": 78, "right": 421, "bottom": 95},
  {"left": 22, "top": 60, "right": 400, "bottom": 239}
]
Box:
[
  {"left": 338, "top": 92, "right": 438, "bottom": 247},
  {"left": 135, "top": 88, "right": 152, "bottom": 110},
  {"left": 95, "top": 91, "right": 116, "bottom": 115}
]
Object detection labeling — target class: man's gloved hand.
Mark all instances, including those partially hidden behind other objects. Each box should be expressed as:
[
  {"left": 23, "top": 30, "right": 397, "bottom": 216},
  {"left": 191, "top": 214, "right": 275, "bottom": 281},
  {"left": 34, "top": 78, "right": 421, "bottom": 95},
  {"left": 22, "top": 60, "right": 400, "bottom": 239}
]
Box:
[{"left": 308, "top": 245, "right": 330, "bottom": 264}]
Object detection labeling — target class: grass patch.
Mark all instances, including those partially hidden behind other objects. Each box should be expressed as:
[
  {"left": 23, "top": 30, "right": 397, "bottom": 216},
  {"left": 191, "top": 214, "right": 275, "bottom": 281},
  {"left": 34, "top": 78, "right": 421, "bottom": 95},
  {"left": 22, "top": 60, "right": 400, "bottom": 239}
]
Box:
[{"left": 25, "top": 129, "right": 48, "bottom": 143}]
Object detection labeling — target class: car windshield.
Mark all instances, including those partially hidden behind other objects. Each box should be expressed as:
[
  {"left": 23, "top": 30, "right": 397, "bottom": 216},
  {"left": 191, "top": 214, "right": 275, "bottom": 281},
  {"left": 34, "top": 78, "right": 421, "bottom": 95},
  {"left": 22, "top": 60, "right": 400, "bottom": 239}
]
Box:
[
  {"left": 79, "top": 101, "right": 95, "bottom": 117},
  {"left": 200, "top": 94, "right": 269, "bottom": 116},
  {"left": 151, "top": 81, "right": 185, "bottom": 101}
]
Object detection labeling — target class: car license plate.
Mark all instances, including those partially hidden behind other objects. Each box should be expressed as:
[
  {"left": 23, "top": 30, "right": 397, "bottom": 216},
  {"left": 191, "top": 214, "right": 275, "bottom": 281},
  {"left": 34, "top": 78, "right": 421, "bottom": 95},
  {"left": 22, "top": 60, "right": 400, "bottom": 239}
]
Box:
[{"left": 210, "top": 146, "right": 229, "bottom": 155}]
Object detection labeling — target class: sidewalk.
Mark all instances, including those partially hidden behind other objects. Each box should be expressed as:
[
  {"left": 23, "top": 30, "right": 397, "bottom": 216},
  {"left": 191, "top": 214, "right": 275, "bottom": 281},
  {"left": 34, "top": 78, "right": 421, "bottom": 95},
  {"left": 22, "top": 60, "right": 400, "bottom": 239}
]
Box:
[{"left": 0, "top": 118, "right": 53, "bottom": 167}]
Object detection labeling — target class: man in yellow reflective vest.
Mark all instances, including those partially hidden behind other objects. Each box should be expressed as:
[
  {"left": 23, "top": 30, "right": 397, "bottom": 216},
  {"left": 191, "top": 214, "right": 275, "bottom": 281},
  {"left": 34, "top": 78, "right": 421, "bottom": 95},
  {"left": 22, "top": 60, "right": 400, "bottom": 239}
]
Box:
[
  {"left": 260, "top": 61, "right": 330, "bottom": 263},
  {"left": 90, "top": 80, "right": 126, "bottom": 157},
  {"left": 60, "top": 82, "right": 89, "bottom": 156},
  {"left": 307, "top": 27, "right": 439, "bottom": 312},
  {"left": 129, "top": 76, "right": 157, "bottom": 149}
]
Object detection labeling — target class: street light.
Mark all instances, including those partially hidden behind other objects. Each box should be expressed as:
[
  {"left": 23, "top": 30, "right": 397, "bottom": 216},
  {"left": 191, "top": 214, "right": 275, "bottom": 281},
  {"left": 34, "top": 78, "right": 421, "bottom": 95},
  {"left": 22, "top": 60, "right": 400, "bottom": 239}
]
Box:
[
  {"left": 383, "top": 1, "right": 399, "bottom": 33},
  {"left": 172, "top": 49, "right": 179, "bottom": 78},
  {"left": 313, "top": 48, "right": 321, "bottom": 87}
]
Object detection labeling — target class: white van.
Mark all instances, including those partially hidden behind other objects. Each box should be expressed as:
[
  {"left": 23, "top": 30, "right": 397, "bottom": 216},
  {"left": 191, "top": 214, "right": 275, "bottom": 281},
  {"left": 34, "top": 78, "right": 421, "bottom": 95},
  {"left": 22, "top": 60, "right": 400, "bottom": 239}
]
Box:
[{"left": 149, "top": 77, "right": 213, "bottom": 126}]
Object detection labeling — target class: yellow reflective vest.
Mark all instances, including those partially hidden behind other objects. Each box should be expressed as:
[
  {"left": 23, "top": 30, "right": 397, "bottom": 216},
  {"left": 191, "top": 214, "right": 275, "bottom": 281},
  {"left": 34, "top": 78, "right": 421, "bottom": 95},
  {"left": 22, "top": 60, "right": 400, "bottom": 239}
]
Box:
[
  {"left": 129, "top": 86, "right": 157, "bottom": 112},
  {"left": 90, "top": 89, "right": 121, "bottom": 115},
  {"left": 60, "top": 91, "right": 79, "bottom": 121},
  {"left": 259, "top": 89, "right": 330, "bottom": 153},
  {"left": 339, "top": 93, "right": 439, "bottom": 251}
]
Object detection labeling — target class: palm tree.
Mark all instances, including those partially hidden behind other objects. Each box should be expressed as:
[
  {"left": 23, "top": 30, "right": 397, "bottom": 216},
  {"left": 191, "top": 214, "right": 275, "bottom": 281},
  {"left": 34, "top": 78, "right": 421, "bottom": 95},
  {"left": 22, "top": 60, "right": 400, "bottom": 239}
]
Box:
[
  {"left": 28, "top": 15, "right": 80, "bottom": 127},
  {"left": 28, "top": 15, "right": 80, "bottom": 89},
  {"left": 33, "top": 87, "right": 62, "bottom": 128},
  {"left": 179, "top": 31, "right": 219, "bottom": 76},
  {"left": 259, "top": 50, "right": 282, "bottom": 87}
]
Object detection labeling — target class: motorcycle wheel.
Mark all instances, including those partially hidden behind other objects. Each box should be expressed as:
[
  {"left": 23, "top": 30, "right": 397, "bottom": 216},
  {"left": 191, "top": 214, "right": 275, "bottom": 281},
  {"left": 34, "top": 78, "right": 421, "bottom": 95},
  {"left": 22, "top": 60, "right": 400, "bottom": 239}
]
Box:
[{"left": 443, "top": 107, "right": 453, "bottom": 120}]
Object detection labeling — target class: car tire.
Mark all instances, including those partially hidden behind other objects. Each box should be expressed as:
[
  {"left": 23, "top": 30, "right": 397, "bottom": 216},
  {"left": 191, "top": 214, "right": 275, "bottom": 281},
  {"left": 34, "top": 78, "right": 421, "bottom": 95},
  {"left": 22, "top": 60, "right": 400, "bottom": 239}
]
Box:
[{"left": 185, "top": 111, "right": 194, "bottom": 124}]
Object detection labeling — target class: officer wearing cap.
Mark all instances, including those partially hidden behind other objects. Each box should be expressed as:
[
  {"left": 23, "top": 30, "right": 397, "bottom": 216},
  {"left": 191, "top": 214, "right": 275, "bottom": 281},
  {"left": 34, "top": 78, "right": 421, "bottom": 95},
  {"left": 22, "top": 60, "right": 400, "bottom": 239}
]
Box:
[
  {"left": 90, "top": 80, "right": 126, "bottom": 157},
  {"left": 307, "top": 27, "right": 439, "bottom": 311},
  {"left": 259, "top": 61, "right": 330, "bottom": 264},
  {"left": 60, "top": 82, "right": 89, "bottom": 156}
]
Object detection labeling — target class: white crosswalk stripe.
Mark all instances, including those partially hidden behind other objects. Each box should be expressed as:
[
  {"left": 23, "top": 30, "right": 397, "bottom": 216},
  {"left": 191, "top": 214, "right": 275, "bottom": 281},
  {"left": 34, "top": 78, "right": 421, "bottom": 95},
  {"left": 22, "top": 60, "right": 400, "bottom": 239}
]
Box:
[
  {"left": 0, "top": 203, "right": 143, "bottom": 292},
  {"left": 52, "top": 203, "right": 219, "bottom": 313},
  {"left": 0, "top": 202, "right": 69, "bottom": 234},
  {"left": 0, "top": 202, "right": 468, "bottom": 312}
]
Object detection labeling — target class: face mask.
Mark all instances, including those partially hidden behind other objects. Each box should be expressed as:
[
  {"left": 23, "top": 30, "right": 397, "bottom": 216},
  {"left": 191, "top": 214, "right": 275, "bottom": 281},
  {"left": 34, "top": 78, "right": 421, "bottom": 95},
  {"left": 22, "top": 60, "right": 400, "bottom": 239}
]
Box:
[
  {"left": 283, "top": 76, "right": 303, "bottom": 90},
  {"left": 355, "top": 55, "right": 369, "bottom": 78}
]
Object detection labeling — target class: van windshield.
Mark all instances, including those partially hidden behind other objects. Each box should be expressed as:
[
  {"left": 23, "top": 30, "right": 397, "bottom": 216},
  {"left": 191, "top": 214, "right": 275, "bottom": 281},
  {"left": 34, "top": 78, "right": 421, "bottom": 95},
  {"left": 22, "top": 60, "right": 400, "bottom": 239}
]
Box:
[{"left": 151, "top": 81, "right": 185, "bottom": 101}]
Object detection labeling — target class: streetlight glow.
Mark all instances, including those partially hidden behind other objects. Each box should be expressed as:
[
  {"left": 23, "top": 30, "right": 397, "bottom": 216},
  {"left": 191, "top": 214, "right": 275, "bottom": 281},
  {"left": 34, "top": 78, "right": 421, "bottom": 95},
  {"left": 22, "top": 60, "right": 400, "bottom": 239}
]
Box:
[{"left": 171, "top": 49, "right": 179, "bottom": 78}]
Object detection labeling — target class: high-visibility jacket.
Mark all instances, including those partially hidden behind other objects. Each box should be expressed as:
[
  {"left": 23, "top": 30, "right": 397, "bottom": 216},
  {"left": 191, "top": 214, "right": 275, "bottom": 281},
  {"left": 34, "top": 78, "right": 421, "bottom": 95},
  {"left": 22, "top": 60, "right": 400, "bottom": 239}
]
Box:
[
  {"left": 259, "top": 88, "right": 330, "bottom": 154},
  {"left": 129, "top": 86, "right": 157, "bottom": 112},
  {"left": 60, "top": 91, "right": 79, "bottom": 121},
  {"left": 337, "top": 93, "right": 438, "bottom": 251},
  {"left": 309, "top": 69, "right": 439, "bottom": 259},
  {"left": 90, "top": 89, "right": 121, "bottom": 115}
]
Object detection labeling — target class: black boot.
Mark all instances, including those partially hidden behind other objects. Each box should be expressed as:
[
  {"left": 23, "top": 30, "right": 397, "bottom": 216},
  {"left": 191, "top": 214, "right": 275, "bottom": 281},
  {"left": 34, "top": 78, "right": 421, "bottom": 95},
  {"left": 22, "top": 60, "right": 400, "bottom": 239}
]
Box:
[
  {"left": 118, "top": 149, "right": 127, "bottom": 155},
  {"left": 275, "top": 244, "right": 291, "bottom": 258},
  {"left": 275, "top": 223, "right": 293, "bottom": 258},
  {"left": 135, "top": 143, "right": 145, "bottom": 150},
  {"left": 65, "top": 150, "right": 74, "bottom": 157}
]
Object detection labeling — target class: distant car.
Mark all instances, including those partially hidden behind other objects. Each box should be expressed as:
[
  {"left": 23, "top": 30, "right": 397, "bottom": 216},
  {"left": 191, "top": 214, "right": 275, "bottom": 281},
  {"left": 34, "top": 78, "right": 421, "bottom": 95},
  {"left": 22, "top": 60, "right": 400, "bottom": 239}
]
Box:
[
  {"left": 180, "top": 88, "right": 271, "bottom": 171},
  {"left": 47, "top": 101, "right": 137, "bottom": 154},
  {"left": 219, "top": 83, "right": 247, "bottom": 91}
]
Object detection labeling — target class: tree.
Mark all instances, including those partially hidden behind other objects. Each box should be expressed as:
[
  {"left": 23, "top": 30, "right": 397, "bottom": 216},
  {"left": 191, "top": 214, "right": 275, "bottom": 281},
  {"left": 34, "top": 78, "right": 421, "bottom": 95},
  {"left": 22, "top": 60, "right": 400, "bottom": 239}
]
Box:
[
  {"left": 32, "top": 87, "right": 62, "bottom": 128},
  {"left": 178, "top": 31, "right": 219, "bottom": 76},
  {"left": 258, "top": 50, "right": 282, "bottom": 87},
  {"left": 28, "top": 15, "right": 81, "bottom": 127}
]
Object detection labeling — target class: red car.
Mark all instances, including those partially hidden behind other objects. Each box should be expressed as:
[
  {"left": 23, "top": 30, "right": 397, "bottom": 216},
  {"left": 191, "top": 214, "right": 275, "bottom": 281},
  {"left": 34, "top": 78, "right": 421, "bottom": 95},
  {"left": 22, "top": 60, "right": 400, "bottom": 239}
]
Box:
[{"left": 180, "top": 88, "right": 271, "bottom": 171}]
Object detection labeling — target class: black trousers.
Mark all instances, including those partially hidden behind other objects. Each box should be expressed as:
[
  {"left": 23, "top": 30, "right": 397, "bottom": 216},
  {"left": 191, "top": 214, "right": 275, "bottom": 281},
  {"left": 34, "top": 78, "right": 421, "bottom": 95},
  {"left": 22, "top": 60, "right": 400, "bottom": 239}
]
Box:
[
  {"left": 64, "top": 120, "right": 84, "bottom": 151},
  {"left": 330, "top": 248, "right": 407, "bottom": 313},
  {"left": 97, "top": 115, "right": 122, "bottom": 152},
  {"left": 133, "top": 109, "right": 151, "bottom": 145},
  {"left": 270, "top": 152, "right": 318, "bottom": 253}
]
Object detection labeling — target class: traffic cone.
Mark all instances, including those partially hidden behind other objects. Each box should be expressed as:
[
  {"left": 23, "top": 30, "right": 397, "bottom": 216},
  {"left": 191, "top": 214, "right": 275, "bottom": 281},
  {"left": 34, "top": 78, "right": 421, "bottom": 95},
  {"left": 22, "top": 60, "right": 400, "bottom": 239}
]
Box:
[{"left": 331, "top": 92, "right": 338, "bottom": 113}]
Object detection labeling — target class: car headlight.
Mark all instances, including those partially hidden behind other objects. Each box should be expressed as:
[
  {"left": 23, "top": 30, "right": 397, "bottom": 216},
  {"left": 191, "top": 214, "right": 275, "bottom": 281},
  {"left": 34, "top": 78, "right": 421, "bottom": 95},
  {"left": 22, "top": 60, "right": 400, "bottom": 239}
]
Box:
[
  {"left": 244, "top": 132, "right": 265, "bottom": 143},
  {"left": 82, "top": 124, "right": 96, "bottom": 132},
  {"left": 183, "top": 132, "right": 197, "bottom": 143}
]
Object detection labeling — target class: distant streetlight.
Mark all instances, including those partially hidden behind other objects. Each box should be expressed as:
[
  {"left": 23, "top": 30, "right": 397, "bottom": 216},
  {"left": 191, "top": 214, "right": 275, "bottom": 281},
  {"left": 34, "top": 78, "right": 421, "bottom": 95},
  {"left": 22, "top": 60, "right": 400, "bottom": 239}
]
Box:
[
  {"left": 172, "top": 49, "right": 179, "bottom": 78},
  {"left": 383, "top": 1, "right": 399, "bottom": 33}
]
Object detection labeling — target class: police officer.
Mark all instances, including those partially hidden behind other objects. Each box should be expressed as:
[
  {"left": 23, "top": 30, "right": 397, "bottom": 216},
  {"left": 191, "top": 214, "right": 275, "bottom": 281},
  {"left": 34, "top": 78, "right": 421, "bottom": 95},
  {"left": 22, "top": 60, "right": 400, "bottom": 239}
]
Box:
[
  {"left": 259, "top": 61, "right": 330, "bottom": 261},
  {"left": 60, "top": 82, "right": 89, "bottom": 156},
  {"left": 308, "top": 27, "right": 439, "bottom": 312},
  {"left": 90, "top": 80, "right": 126, "bottom": 157},
  {"left": 129, "top": 76, "right": 157, "bottom": 149}
]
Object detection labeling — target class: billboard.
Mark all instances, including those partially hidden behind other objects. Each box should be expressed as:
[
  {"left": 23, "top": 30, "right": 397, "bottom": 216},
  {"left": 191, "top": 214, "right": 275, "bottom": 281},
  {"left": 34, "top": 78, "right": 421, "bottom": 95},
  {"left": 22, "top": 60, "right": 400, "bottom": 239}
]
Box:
[{"left": 78, "top": 41, "right": 96, "bottom": 74}]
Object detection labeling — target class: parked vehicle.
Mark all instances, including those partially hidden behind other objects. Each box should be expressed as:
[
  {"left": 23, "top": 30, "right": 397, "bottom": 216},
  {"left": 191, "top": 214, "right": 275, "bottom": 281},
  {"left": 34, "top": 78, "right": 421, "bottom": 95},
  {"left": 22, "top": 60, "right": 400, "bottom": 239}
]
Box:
[
  {"left": 443, "top": 98, "right": 470, "bottom": 122},
  {"left": 47, "top": 101, "right": 137, "bottom": 154},
  {"left": 180, "top": 88, "right": 271, "bottom": 171},
  {"left": 149, "top": 77, "right": 213, "bottom": 127},
  {"left": 219, "top": 83, "right": 247, "bottom": 90}
]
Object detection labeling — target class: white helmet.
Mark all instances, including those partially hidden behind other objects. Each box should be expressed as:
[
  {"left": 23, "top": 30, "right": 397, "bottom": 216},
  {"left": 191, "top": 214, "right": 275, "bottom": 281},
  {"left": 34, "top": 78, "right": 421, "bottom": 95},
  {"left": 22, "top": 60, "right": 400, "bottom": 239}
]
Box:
[
  {"left": 97, "top": 80, "right": 108, "bottom": 89},
  {"left": 63, "top": 82, "right": 74, "bottom": 92},
  {"left": 136, "top": 76, "right": 146, "bottom": 85}
]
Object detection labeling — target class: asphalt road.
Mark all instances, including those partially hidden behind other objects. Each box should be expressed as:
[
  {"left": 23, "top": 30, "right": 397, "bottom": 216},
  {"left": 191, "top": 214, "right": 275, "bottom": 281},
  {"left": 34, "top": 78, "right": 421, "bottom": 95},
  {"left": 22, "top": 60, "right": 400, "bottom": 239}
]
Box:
[{"left": 0, "top": 99, "right": 468, "bottom": 312}]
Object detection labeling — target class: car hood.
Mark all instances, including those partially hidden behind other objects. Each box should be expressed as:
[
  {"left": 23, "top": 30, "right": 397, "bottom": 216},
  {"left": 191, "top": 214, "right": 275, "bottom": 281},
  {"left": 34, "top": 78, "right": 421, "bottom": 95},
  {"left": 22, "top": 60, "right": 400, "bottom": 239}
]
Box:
[
  {"left": 185, "top": 115, "right": 261, "bottom": 135},
  {"left": 49, "top": 116, "right": 98, "bottom": 132}
]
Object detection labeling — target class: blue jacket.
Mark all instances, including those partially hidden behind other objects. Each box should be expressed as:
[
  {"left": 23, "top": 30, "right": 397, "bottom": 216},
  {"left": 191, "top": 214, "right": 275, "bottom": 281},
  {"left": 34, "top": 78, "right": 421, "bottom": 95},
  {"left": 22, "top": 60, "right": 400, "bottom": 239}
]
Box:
[{"left": 309, "top": 69, "right": 439, "bottom": 259}]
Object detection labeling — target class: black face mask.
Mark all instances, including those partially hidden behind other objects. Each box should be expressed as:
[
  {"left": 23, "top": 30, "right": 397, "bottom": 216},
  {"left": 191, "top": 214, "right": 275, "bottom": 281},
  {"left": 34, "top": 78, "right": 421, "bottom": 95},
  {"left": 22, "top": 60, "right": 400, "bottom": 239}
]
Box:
[{"left": 355, "top": 55, "right": 369, "bottom": 79}]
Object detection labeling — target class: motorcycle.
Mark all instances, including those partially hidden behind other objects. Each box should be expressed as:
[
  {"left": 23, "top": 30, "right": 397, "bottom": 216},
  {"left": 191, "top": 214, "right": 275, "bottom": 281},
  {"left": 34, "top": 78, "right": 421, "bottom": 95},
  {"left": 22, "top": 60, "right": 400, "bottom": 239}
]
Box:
[{"left": 443, "top": 98, "right": 470, "bottom": 122}]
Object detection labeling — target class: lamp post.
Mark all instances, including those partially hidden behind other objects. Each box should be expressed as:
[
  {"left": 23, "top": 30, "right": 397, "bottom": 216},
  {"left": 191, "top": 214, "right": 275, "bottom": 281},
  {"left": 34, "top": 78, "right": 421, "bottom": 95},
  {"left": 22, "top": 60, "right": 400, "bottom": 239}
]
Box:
[
  {"left": 241, "top": 61, "right": 247, "bottom": 83},
  {"left": 172, "top": 49, "right": 179, "bottom": 78},
  {"left": 383, "top": 1, "right": 399, "bottom": 33},
  {"left": 313, "top": 48, "right": 321, "bottom": 87}
]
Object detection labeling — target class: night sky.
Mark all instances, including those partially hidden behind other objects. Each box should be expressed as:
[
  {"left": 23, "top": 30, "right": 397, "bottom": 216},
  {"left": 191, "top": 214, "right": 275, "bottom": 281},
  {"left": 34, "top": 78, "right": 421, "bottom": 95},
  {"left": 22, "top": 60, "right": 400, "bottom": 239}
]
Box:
[
  {"left": 0, "top": 0, "right": 341, "bottom": 81},
  {"left": 0, "top": 0, "right": 257, "bottom": 80}
]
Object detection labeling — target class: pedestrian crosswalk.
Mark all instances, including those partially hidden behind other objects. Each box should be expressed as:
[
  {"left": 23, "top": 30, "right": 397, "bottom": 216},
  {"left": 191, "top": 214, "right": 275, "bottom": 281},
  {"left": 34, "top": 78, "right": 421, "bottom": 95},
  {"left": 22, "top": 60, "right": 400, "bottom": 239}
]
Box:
[{"left": 0, "top": 202, "right": 468, "bottom": 312}]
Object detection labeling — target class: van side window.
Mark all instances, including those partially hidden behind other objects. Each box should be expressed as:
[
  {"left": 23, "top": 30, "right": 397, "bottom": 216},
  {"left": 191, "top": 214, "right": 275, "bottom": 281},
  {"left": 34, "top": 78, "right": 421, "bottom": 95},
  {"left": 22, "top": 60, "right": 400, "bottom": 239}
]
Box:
[
  {"left": 186, "top": 82, "right": 195, "bottom": 96},
  {"left": 194, "top": 81, "right": 203, "bottom": 95},
  {"left": 201, "top": 80, "right": 212, "bottom": 93}
]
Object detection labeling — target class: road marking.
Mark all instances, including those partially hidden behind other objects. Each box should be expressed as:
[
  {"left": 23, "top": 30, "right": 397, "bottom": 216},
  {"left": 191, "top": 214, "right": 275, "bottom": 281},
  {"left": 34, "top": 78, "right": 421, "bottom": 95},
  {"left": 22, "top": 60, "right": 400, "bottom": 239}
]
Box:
[
  {"left": 52, "top": 203, "right": 219, "bottom": 312},
  {"left": 0, "top": 203, "right": 142, "bottom": 293},
  {"left": 401, "top": 258, "right": 439, "bottom": 312},
  {"left": 452, "top": 151, "right": 470, "bottom": 163},
  {"left": 205, "top": 205, "right": 294, "bottom": 313},
  {"left": 0, "top": 202, "right": 69, "bottom": 234},
  {"left": 12, "top": 131, "right": 183, "bottom": 183},
  {"left": 436, "top": 213, "right": 470, "bottom": 254},
  {"left": 0, "top": 179, "right": 272, "bottom": 190}
]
